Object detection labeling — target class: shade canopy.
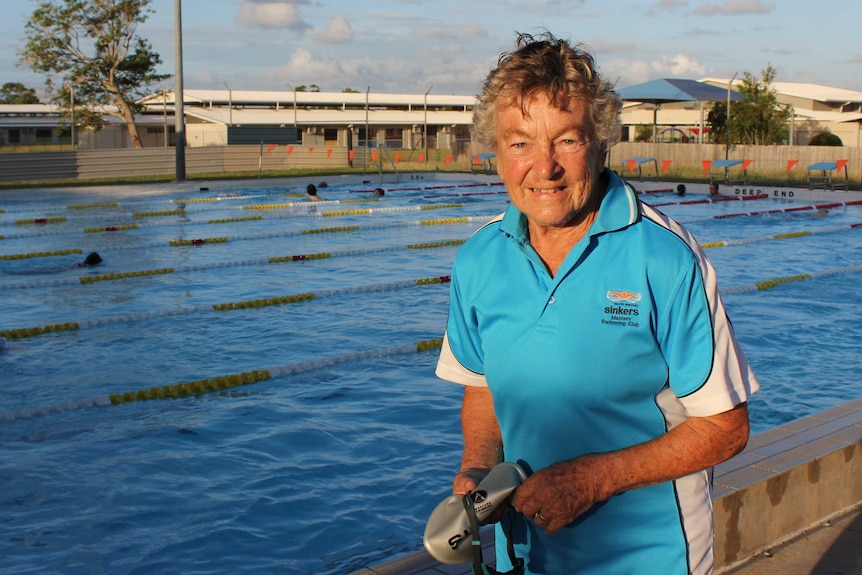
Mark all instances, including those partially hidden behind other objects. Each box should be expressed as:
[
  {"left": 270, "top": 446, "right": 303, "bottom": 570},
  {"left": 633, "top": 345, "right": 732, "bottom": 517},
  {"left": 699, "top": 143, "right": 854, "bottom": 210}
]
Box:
[{"left": 618, "top": 78, "right": 743, "bottom": 104}]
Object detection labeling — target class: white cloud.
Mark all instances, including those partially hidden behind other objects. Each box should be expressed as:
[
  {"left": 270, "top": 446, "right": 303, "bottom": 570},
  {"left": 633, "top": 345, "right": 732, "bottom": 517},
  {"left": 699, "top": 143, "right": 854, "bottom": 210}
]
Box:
[
  {"left": 694, "top": 0, "right": 775, "bottom": 16},
  {"left": 605, "top": 54, "right": 706, "bottom": 87},
  {"left": 312, "top": 18, "right": 353, "bottom": 45},
  {"left": 235, "top": 1, "right": 310, "bottom": 30},
  {"left": 652, "top": 53, "right": 706, "bottom": 76}
]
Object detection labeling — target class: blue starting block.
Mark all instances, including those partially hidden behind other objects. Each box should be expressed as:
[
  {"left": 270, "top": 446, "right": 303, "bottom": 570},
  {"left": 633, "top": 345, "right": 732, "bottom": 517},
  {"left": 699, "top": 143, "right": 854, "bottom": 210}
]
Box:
[{"left": 806, "top": 161, "right": 848, "bottom": 190}]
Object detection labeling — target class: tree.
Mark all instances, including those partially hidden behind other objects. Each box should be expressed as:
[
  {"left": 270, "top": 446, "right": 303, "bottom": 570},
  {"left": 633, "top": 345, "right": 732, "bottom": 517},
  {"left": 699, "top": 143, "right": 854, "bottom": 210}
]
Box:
[
  {"left": 808, "top": 132, "right": 842, "bottom": 146},
  {"left": 0, "top": 82, "right": 40, "bottom": 104},
  {"left": 707, "top": 65, "right": 792, "bottom": 146},
  {"left": 20, "top": 0, "right": 169, "bottom": 148}
]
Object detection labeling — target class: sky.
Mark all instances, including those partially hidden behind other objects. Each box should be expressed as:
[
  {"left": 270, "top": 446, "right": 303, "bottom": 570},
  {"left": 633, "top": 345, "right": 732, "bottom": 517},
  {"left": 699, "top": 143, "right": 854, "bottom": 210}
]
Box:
[{"left": 2, "top": 0, "right": 862, "bottom": 100}]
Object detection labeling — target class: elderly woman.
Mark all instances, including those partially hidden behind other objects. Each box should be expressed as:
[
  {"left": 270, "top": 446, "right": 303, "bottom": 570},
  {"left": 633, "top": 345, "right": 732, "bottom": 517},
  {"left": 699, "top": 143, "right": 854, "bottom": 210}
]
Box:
[{"left": 435, "top": 32, "right": 759, "bottom": 574}]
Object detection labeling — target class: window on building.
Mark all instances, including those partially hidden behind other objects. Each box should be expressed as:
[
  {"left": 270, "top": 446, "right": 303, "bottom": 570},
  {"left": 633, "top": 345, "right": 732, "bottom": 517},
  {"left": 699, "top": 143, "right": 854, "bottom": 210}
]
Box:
[{"left": 8, "top": 129, "right": 20, "bottom": 144}]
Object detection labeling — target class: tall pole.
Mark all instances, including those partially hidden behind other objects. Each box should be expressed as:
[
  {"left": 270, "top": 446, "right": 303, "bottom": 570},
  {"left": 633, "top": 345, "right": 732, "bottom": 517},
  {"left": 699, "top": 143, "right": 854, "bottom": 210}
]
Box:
[
  {"left": 423, "top": 85, "right": 432, "bottom": 167},
  {"left": 223, "top": 81, "right": 232, "bottom": 127},
  {"left": 173, "top": 0, "right": 186, "bottom": 180},
  {"left": 365, "top": 86, "right": 370, "bottom": 175},
  {"left": 162, "top": 88, "right": 168, "bottom": 147},
  {"left": 725, "top": 72, "right": 737, "bottom": 161},
  {"left": 69, "top": 86, "right": 76, "bottom": 149},
  {"left": 287, "top": 83, "right": 296, "bottom": 127}
]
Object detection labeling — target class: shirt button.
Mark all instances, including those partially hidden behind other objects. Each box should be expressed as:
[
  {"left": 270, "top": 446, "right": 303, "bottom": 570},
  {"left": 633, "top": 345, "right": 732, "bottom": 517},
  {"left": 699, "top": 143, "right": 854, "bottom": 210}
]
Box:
[{"left": 548, "top": 296, "right": 556, "bottom": 305}]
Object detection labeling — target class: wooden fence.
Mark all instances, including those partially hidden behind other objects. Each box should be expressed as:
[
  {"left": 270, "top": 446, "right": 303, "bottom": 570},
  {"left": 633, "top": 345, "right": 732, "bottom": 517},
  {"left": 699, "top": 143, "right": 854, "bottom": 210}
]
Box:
[
  {"left": 1, "top": 143, "right": 860, "bottom": 185},
  {"left": 609, "top": 142, "right": 862, "bottom": 184}
]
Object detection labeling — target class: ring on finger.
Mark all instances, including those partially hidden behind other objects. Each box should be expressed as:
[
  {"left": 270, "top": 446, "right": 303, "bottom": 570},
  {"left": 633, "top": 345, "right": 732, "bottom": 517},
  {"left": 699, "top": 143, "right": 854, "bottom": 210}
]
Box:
[{"left": 533, "top": 511, "right": 546, "bottom": 521}]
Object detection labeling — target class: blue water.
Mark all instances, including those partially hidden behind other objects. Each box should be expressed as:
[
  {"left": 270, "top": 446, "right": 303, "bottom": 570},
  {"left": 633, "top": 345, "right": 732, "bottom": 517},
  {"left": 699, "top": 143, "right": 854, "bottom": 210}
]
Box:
[{"left": 1, "top": 177, "right": 860, "bottom": 574}]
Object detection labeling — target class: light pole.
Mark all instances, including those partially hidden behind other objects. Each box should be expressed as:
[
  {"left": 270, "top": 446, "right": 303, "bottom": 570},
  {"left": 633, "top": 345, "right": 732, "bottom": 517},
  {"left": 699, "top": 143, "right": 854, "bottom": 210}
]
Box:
[
  {"left": 69, "top": 85, "right": 76, "bottom": 149},
  {"left": 725, "top": 72, "right": 737, "bottom": 161},
  {"left": 423, "top": 85, "right": 432, "bottom": 167},
  {"left": 173, "top": 0, "right": 186, "bottom": 180},
  {"left": 223, "top": 81, "right": 232, "bottom": 127},
  {"left": 286, "top": 83, "right": 297, "bottom": 127}
]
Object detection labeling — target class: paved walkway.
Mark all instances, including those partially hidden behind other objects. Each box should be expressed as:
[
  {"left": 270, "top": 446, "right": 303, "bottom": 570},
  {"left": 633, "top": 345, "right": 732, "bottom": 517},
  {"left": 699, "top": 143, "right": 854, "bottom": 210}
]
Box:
[
  {"left": 348, "top": 504, "right": 862, "bottom": 575},
  {"left": 720, "top": 504, "right": 861, "bottom": 575}
]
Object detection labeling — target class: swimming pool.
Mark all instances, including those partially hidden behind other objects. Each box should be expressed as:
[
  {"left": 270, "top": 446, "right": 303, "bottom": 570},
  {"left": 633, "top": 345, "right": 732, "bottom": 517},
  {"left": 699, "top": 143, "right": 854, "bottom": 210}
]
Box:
[{"left": 1, "top": 175, "right": 860, "bottom": 574}]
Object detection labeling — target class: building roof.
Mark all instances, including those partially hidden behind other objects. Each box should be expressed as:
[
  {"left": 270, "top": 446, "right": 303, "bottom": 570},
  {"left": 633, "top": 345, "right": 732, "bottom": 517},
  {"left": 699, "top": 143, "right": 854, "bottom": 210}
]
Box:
[
  {"left": 140, "top": 89, "right": 477, "bottom": 110},
  {"left": 618, "top": 78, "right": 743, "bottom": 103},
  {"left": 185, "top": 106, "right": 471, "bottom": 127},
  {"left": 701, "top": 78, "right": 862, "bottom": 104}
]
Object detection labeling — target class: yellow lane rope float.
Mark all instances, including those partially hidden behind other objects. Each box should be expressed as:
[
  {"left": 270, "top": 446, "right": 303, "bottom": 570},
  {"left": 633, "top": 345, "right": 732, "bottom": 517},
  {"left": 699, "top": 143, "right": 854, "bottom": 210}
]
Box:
[
  {"left": 0, "top": 231, "right": 476, "bottom": 292},
  {"left": 15, "top": 217, "right": 67, "bottom": 225},
  {"left": 0, "top": 249, "right": 83, "bottom": 260},
  {"left": 1, "top": 274, "right": 453, "bottom": 340},
  {"left": 0, "top": 338, "right": 445, "bottom": 421},
  {"left": 85, "top": 224, "right": 140, "bottom": 233}
]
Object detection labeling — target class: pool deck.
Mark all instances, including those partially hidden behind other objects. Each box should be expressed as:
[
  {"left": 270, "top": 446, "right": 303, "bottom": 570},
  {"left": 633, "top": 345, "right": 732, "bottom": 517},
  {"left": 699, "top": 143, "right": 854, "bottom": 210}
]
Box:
[{"left": 348, "top": 397, "right": 862, "bottom": 575}]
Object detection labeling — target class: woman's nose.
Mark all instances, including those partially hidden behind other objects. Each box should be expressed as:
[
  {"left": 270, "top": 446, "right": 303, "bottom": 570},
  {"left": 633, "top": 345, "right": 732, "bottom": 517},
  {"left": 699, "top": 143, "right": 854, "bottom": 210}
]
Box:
[{"left": 532, "top": 146, "right": 560, "bottom": 179}]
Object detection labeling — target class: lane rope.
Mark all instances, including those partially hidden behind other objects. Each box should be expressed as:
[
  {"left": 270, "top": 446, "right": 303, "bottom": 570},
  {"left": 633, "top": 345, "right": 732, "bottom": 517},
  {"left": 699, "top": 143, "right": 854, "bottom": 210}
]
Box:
[
  {"left": 679, "top": 199, "right": 862, "bottom": 224},
  {"left": 0, "top": 219, "right": 486, "bottom": 290},
  {"left": 1, "top": 274, "right": 453, "bottom": 340},
  {"left": 0, "top": 337, "right": 444, "bottom": 422}
]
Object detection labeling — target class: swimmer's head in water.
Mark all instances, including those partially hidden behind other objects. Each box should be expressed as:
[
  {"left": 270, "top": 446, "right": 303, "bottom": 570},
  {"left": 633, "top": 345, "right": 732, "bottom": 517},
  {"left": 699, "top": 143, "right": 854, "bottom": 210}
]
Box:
[{"left": 83, "top": 252, "right": 103, "bottom": 266}]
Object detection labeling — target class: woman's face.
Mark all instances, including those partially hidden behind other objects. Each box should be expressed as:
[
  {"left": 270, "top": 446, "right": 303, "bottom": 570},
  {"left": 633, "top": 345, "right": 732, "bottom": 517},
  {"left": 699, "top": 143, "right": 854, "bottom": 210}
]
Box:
[{"left": 495, "top": 92, "right": 606, "bottom": 233}]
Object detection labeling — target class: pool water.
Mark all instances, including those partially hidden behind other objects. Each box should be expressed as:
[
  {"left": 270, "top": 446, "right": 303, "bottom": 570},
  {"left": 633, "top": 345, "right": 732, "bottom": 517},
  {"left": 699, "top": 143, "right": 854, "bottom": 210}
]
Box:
[{"left": 1, "top": 177, "right": 860, "bottom": 574}]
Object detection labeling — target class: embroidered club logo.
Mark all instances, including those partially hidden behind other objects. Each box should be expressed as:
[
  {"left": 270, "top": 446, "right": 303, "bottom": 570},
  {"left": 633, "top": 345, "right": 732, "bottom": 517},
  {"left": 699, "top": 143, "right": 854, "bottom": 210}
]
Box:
[{"left": 606, "top": 290, "right": 642, "bottom": 304}]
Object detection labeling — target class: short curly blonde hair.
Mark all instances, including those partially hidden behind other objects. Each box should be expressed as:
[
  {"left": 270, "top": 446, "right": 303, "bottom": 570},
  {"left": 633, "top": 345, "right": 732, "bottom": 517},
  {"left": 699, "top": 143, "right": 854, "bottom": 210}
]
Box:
[{"left": 473, "top": 31, "right": 622, "bottom": 152}]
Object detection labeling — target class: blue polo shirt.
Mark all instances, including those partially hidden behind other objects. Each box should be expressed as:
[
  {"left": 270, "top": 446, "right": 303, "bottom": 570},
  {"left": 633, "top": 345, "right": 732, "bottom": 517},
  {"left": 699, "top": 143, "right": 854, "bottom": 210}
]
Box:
[{"left": 436, "top": 170, "right": 759, "bottom": 574}]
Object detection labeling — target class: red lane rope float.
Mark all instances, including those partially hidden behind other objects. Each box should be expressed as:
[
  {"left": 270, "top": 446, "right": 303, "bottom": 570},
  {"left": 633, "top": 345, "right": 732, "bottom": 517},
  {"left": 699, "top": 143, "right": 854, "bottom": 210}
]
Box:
[
  {"left": 169, "top": 237, "right": 229, "bottom": 247},
  {"left": 85, "top": 224, "right": 139, "bottom": 233},
  {"left": 423, "top": 191, "right": 508, "bottom": 199},
  {"left": 650, "top": 194, "right": 769, "bottom": 207},
  {"left": 635, "top": 188, "right": 674, "bottom": 195},
  {"left": 715, "top": 200, "right": 852, "bottom": 219},
  {"left": 679, "top": 200, "right": 862, "bottom": 224},
  {"left": 0, "top": 249, "right": 83, "bottom": 260},
  {"left": 15, "top": 216, "right": 67, "bottom": 225}
]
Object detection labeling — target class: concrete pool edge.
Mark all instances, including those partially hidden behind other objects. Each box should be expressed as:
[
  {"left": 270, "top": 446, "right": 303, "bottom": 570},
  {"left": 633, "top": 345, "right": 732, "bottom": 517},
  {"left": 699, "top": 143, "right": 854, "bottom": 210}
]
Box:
[{"left": 346, "top": 397, "right": 862, "bottom": 575}]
